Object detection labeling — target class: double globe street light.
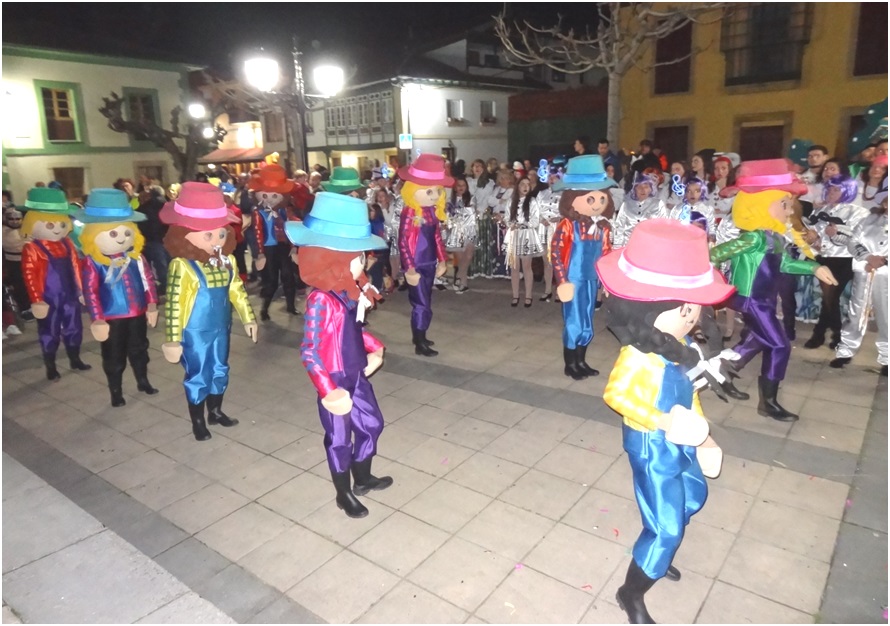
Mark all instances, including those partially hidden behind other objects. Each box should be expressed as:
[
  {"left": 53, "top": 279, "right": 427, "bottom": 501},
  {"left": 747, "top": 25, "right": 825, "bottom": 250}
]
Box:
[{"left": 244, "top": 38, "right": 345, "bottom": 173}]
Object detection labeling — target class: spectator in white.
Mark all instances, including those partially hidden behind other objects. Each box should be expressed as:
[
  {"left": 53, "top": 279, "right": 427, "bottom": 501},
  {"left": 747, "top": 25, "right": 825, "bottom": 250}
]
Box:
[
  {"left": 308, "top": 171, "right": 323, "bottom": 194},
  {"left": 856, "top": 154, "right": 888, "bottom": 210}
]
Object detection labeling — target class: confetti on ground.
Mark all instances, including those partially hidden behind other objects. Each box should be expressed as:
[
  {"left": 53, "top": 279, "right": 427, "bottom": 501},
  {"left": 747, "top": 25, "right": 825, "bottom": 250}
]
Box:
[
  {"left": 581, "top": 584, "right": 593, "bottom": 590},
  {"left": 612, "top": 528, "right": 620, "bottom": 538},
  {"left": 589, "top": 445, "right": 598, "bottom": 452},
  {"left": 808, "top": 475, "right": 815, "bottom": 480},
  {"left": 882, "top": 607, "right": 887, "bottom": 620},
  {"left": 515, "top": 563, "right": 524, "bottom": 570},
  {"left": 504, "top": 602, "right": 516, "bottom": 615},
  {"left": 600, "top": 508, "right": 609, "bottom": 513},
  {"left": 846, "top": 499, "right": 853, "bottom": 508},
  {"left": 773, "top": 460, "right": 787, "bottom": 468},
  {"left": 441, "top": 457, "right": 449, "bottom": 465}
]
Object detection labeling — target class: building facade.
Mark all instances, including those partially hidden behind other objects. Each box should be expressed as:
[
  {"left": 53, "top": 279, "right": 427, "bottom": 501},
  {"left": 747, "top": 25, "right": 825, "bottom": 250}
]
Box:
[
  {"left": 617, "top": 3, "right": 888, "bottom": 162},
  {"left": 2, "top": 45, "right": 195, "bottom": 202}
]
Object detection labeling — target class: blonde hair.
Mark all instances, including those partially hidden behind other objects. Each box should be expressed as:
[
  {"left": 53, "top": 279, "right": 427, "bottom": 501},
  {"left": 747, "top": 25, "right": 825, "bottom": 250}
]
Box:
[
  {"left": 21, "top": 210, "right": 73, "bottom": 238},
  {"left": 732, "top": 190, "right": 790, "bottom": 234},
  {"left": 400, "top": 180, "right": 447, "bottom": 222},
  {"left": 80, "top": 222, "right": 145, "bottom": 265}
]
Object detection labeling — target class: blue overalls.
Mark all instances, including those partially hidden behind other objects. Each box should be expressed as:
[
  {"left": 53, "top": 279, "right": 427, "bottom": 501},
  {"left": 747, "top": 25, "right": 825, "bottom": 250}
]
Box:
[
  {"left": 562, "top": 221, "right": 602, "bottom": 349},
  {"left": 622, "top": 357, "right": 708, "bottom": 580},
  {"left": 180, "top": 260, "right": 232, "bottom": 404}
]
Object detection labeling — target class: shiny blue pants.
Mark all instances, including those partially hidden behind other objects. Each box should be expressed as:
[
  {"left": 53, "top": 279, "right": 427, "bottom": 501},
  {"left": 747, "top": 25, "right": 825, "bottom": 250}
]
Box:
[
  {"left": 623, "top": 424, "right": 707, "bottom": 580},
  {"left": 562, "top": 279, "right": 596, "bottom": 348}
]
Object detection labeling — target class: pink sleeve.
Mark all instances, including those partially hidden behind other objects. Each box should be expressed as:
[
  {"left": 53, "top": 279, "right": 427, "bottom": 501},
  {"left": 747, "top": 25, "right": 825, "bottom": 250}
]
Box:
[
  {"left": 139, "top": 255, "right": 159, "bottom": 305},
  {"left": 362, "top": 329, "right": 384, "bottom": 354},
  {"left": 301, "top": 291, "right": 338, "bottom": 397},
  {"left": 398, "top": 209, "right": 415, "bottom": 271},
  {"left": 81, "top": 257, "right": 103, "bottom": 321},
  {"left": 433, "top": 214, "right": 447, "bottom": 262}
]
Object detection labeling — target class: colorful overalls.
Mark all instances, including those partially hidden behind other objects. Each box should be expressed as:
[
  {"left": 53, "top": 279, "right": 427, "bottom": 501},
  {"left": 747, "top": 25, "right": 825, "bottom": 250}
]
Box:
[
  {"left": 552, "top": 219, "right": 608, "bottom": 349},
  {"left": 28, "top": 239, "right": 83, "bottom": 356},
  {"left": 399, "top": 206, "right": 445, "bottom": 333}
]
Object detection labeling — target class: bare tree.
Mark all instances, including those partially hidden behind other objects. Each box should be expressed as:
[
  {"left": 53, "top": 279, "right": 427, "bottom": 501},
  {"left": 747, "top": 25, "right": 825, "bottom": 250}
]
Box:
[
  {"left": 494, "top": 2, "right": 725, "bottom": 145},
  {"left": 98, "top": 93, "right": 227, "bottom": 183}
]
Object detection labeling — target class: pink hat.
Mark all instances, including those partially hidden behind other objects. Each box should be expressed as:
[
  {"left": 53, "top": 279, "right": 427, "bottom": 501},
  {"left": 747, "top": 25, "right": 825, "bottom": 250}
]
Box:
[
  {"left": 159, "top": 182, "right": 237, "bottom": 231},
  {"left": 397, "top": 153, "right": 454, "bottom": 187},
  {"left": 720, "top": 159, "right": 807, "bottom": 198},
  {"left": 596, "top": 218, "right": 735, "bottom": 305}
]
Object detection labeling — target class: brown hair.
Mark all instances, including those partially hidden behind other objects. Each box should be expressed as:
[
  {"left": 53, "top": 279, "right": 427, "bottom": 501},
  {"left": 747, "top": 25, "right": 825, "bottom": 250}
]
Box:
[
  {"left": 298, "top": 247, "right": 368, "bottom": 300},
  {"left": 163, "top": 225, "right": 236, "bottom": 263},
  {"left": 558, "top": 189, "right": 616, "bottom": 228}
]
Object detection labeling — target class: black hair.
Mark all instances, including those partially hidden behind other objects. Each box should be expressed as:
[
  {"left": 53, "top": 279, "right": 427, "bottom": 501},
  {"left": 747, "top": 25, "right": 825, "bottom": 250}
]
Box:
[
  {"left": 509, "top": 180, "right": 533, "bottom": 222},
  {"left": 817, "top": 158, "right": 851, "bottom": 183},
  {"left": 640, "top": 139, "right": 653, "bottom": 148},
  {"left": 597, "top": 138, "right": 610, "bottom": 146},
  {"left": 808, "top": 145, "right": 829, "bottom": 155},
  {"left": 451, "top": 176, "right": 472, "bottom": 206}
]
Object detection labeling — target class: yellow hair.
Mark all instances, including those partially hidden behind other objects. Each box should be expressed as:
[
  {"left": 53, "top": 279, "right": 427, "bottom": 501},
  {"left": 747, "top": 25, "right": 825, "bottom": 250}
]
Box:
[
  {"left": 80, "top": 222, "right": 145, "bottom": 265},
  {"left": 400, "top": 180, "right": 448, "bottom": 222},
  {"left": 732, "top": 190, "right": 790, "bottom": 234},
  {"left": 21, "top": 211, "right": 73, "bottom": 238}
]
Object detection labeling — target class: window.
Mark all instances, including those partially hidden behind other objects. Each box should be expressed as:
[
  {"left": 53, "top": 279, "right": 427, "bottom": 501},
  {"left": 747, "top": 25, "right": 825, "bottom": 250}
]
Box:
[
  {"left": 263, "top": 112, "right": 285, "bottom": 143},
  {"left": 124, "top": 90, "right": 159, "bottom": 142},
  {"left": 480, "top": 100, "right": 497, "bottom": 124},
  {"left": 447, "top": 99, "right": 464, "bottom": 122},
  {"left": 41, "top": 87, "right": 77, "bottom": 141},
  {"left": 654, "top": 22, "right": 692, "bottom": 94},
  {"left": 738, "top": 124, "right": 785, "bottom": 160},
  {"left": 853, "top": 3, "right": 888, "bottom": 76},
  {"left": 652, "top": 126, "right": 690, "bottom": 163},
  {"left": 52, "top": 167, "right": 84, "bottom": 203},
  {"left": 720, "top": 3, "right": 813, "bottom": 86},
  {"left": 134, "top": 164, "right": 165, "bottom": 186},
  {"left": 551, "top": 64, "right": 567, "bottom": 83}
]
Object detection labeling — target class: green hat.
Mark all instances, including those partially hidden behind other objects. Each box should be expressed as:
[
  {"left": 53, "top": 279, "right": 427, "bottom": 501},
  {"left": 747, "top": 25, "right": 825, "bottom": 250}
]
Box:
[
  {"left": 72, "top": 188, "right": 146, "bottom": 223},
  {"left": 23, "top": 187, "right": 74, "bottom": 213},
  {"left": 320, "top": 167, "right": 366, "bottom": 194},
  {"left": 848, "top": 98, "right": 888, "bottom": 157},
  {"left": 787, "top": 138, "right": 814, "bottom": 167},
  {"left": 551, "top": 155, "right": 617, "bottom": 192}
]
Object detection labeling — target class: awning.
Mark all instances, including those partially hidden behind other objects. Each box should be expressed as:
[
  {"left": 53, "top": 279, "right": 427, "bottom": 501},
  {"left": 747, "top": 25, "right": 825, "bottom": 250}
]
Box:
[{"left": 198, "top": 147, "right": 268, "bottom": 164}]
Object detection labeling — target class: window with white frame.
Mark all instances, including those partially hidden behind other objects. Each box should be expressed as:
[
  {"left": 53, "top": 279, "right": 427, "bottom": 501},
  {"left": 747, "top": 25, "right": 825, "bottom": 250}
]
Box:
[
  {"left": 480, "top": 100, "right": 496, "bottom": 124},
  {"left": 447, "top": 99, "right": 464, "bottom": 122}
]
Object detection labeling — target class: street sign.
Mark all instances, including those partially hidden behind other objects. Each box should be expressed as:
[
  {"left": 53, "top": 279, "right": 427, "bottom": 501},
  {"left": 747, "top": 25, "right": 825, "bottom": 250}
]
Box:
[{"left": 398, "top": 133, "right": 413, "bottom": 149}]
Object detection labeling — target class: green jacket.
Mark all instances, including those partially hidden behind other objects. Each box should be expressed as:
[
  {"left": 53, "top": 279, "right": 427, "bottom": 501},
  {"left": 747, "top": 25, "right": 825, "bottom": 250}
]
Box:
[{"left": 710, "top": 230, "right": 818, "bottom": 298}]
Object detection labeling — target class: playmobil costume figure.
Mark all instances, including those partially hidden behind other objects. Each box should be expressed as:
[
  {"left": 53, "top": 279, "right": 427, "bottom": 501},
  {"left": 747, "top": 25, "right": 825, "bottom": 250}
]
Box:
[
  {"left": 160, "top": 183, "right": 257, "bottom": 441},
  {"left": 286, "top": 192, "right": 390, "bottom": 519},
  {"left": 78, "top": 189, "right": 159, "bottom": 407},
  {"left": 597, "top": 218, "right": 734, "bottom": 625},
  {"left": 21, "top": 187, "right": 91, "bottom": 380},
  {"left": 832, "top": 181, "right": 888, "bottom": 373},
  {"left": 612, "top": 172, "right": 669, "bottom": 248},
  {"left": 249, "top": 165, "right": 299, "bottom": 320},
  {"left": 710, "top": 160, "right": 837, "bottom": 422},
  {"left": 398, "top": 154, "right": 452, "bottom": 357},
  {"left": 550, "top": 155, "right": 616, "bottom": 380}
]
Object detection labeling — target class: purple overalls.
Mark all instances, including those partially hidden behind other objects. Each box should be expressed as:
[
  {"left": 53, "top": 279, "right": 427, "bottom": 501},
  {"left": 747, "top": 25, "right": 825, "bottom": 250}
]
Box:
[{"left": 33, "top": 239, "right": 83, "bottom": 356}]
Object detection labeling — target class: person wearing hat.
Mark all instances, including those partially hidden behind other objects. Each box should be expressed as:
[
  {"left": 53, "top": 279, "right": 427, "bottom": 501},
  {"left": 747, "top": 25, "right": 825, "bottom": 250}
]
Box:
[
  {"left": 397, "top": 154, "right": 453, "bottom": 356},
  {"left": 551, "top": 155, "right": 617, "bottom": 379},
  {"left": 321, "top": 166, "right": 366, "bottom": 197},
  {"left": 286, "top": 192, "right": 391, "bottom": 518},
  {"left": 710, "top": 159, "right": 838, "bottom": 422},
  {"left": 248, "top": 164, "right": 299, "bottom": 319},
  {"left": 21, "top": 187, "right": 92, "bottom": 380},
  {"left": 160, "top": 182, "right": 258, "bottom": 441},
  {"left": 77, "top": 189, "right": 159, "bottom": 407},
  {"left": 597, "top": 218, "right": 734, "bottom": 625}
]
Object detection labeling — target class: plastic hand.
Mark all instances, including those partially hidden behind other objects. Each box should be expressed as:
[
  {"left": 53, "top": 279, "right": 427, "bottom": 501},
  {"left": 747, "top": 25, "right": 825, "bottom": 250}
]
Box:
[
  {"left": 321, "top": 388, "right": 353, "bottom": 415},
  {"left": 435, "top": 261, "right": 447, "bottom": 278},
  {"left": 658, "top": 405, "right": 710, "bottom": 447},
  {"left": 697, "top": 436, "right": 724, "bottom": 478},
  {"left": 244, "top": 322, "right": 258, "bottom": 342},
  {"left": 364, "top": 348, "right": 384, "bottom": 378},
  {"left": 146, "top": 303, "right": 158, "bottom": 327},
  {"left": 405, "top": 269, "right": 421, "bottom": 286},
  {"left": 31, "top": 301, "right": 49, "bottom": 319},
  {"left": 79, "top": 295, "right": 86, "bottom": 306},
  {"left": 815, "top": 265, "right": 838, "bottom": 286},
  {"left": 556, "top": 282, "right": 574, "bottom": 303},
  {"left": 255, "top": 254, "right": 266, "bottom": 271},
  {"left": 90, "top": 320, "right": 110, "bottom": 342},
  {"left": 162, "top": 341, "right": 183, "bottom": 363}
]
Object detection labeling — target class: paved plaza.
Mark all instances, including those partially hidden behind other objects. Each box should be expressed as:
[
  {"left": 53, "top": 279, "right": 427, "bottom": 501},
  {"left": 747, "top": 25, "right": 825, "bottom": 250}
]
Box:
[{"left": 2, "top": 278, "right": 887, "bottom": 624}]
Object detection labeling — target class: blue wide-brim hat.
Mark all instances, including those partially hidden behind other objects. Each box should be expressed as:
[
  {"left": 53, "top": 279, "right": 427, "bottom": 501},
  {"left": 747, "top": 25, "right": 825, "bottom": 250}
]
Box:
[
  {"left": 73, "top": 188, "right": 146, "bottom": 223},
  {"left": 285, "top": 192, "right": 386, "bottom": 252},
  {"left": 552, "top": 155, "right": 617, "bottom": 191}
]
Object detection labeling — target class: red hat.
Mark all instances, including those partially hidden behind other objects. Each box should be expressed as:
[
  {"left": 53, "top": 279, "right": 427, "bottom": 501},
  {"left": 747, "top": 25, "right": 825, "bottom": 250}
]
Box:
[
  {"left": 248, "top": 164, "right": 295, "bottom": 194},
  {"left": 596, "top": 218, "right": 735, "bottom": 305},
  {"left": 720, "top": 159, "right": 807, "bottom": 198},
  {"left": 397, "top": 153, "right": 454, "bottom": 187},
  {"left": 159, "top": 182, "right": 238, "bottom": 231}
]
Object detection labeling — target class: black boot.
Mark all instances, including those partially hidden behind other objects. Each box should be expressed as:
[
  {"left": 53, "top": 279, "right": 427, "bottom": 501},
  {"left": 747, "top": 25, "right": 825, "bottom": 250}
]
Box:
[
  {"left": 576, "top": 344, "right": 599, "bottom": 377},
  {"left": 720, "top": 378, "right": 749, "bottom": 400},
  {"left": 131, "top": 356, "right": 158, "bottom": 395},
  {"left": 413, "top": 329, "right": 438, "bottom": 357},
  {"left": 110, "top": 388, "right": 126, "bottom": 407},
  {"left": 616, "top": 560, "right": 657, "bottom": 624},
  {"left": 829, "top": 357, "right": 852, "bottom": 369},
  {"left": 664, "top": 565, "right": 681, "bottom": 582},
  {"left": 206, "top": 394, "right": 239, "bottom": 427},
  {"left": 332, "top": 470, "right": 369, "bottom": 518},
  {"left": 803, "top": 330, "right": 825, "bottom": 349},
  {"left": 189, "top": 401, "right": 211, "bottom": 441},
  {"left": 260, "top": 298, "right": 271, "bottom": 321},
  {"left": 351, "top": 458, "right": 393, "bottom": 496},
  {"left": 44, "top": 354, "right": 61, "bottom": 381},
  {"left": 107, "top": 371, "right": 126, "bottom": 407},
  {"left": 828, "top": 333, "right": 841, "bottom": 350},
  {"left": 563, "top": 347, "right": 588, "bottom": 380},
  {"left": 66, "top": 346, "right": 91, "bottom": 370},
  {"left": 757, "top": 376, "right": 798, "bottom": 422}
]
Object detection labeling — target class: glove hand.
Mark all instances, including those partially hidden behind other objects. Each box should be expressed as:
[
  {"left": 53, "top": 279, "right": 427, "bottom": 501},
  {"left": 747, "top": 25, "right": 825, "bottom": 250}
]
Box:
[
  {"left": 405, "top": 269, "right": 421, "bottom": 286},
  {"left": 162, "top": 341, "right": 183, "bottom": 363},
  {"left": 697, "top": 436, "right": 724, "bottom": 478},
  {"left": 146, "top": 303, "right": 158, "bottom": 327},
  {"left": 658, "top": 405, "right": 710, "bottom": 447},
  {"left": 364, "top": 348, "right": 384, "bottom": 378},
  {"left": 321, "top": 388, "right": 353, "bottom": 415},
  {"left": 815, "top": 265, "right": 838, "bottom": 286},
  {"left": 32, "top": 301, "right": 49, "bottom": 319},
  {"left": 255, "top": 254, "right": 267, "bottom": 271},
  {"left": 90, "top": 320, "right": 110, "bottom": 342},
  {"left": 244, "top": 322, "right": 258, "bottom": 342},
  {"left": 435, "top": 261, "right": 447, "bottom": 278},
  {"left": 556, "top": 282, "right": 574, "bottom": 303}
]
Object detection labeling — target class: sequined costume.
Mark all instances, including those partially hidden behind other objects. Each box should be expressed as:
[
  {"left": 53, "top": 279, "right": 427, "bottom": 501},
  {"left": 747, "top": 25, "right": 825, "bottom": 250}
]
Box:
[
  {"left": 613, "top": 197, "right": 668, "bottom": 248},
  {"left": 444, "top": 197, "right": 477, "bottom": 251}
]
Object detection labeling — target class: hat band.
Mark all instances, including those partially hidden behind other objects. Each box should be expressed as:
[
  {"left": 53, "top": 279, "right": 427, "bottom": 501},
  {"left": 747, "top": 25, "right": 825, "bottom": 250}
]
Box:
[
  {"left": 562, "top": 172, "right": 606, "bottom": 184},
  {"left": 407, "top": 166, "right": 444, "bottom": 181},
  {"left": 25, "top": 200, "right": 68, "bottom": 211},
  {"left": 175, "top": 202, "right": 228, "bottom": 219},
  {"left": 86, "top": 206, "right": 133, "bottom": 218},
  {"left": 737, "top": 173, "right": 794, "bottom": 187},
  {"left": 618, "top": 252, "right": 713, "bottom": 289},
  {"left": 303, "top": 214, "right": 371, "bottom": 239}
]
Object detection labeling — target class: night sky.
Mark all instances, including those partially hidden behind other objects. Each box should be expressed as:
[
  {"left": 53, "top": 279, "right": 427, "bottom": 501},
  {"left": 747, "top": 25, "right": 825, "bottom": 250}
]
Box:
[{"left": 3, "top": 2, "right": 599, "bottom": 75}]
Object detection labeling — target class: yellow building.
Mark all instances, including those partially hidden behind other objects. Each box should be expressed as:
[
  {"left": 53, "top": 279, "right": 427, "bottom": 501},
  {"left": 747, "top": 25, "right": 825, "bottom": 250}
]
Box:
[{"left": 618, "top": 2, "right": 887, "bottom": 162}]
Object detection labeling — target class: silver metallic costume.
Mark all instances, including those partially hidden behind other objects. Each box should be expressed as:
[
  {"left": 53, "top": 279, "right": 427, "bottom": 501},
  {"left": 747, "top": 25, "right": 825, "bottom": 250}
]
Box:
[{"left": 612, "top": 197, "right": 668, "bottom": 248}]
